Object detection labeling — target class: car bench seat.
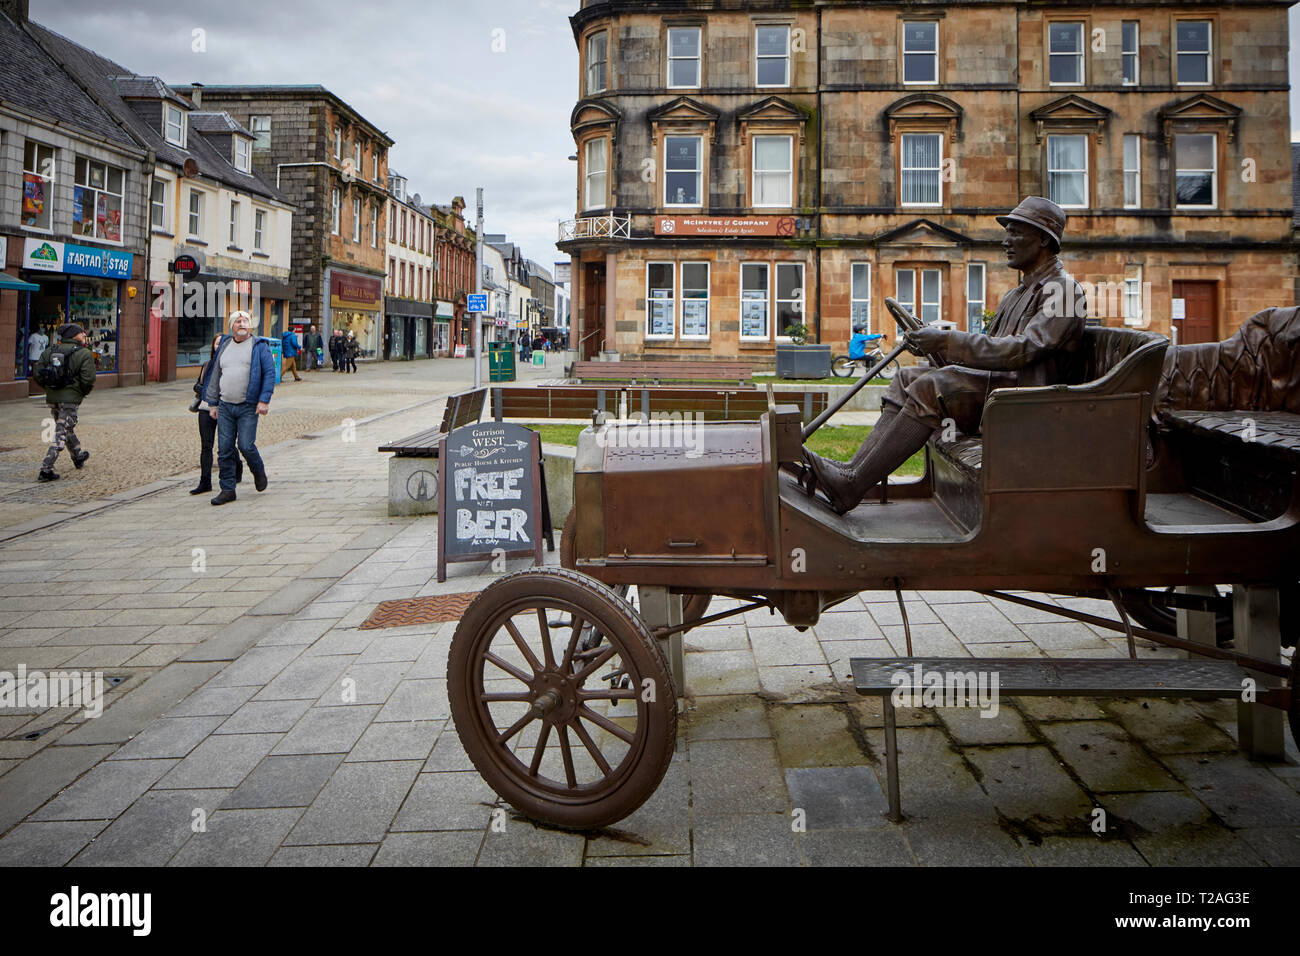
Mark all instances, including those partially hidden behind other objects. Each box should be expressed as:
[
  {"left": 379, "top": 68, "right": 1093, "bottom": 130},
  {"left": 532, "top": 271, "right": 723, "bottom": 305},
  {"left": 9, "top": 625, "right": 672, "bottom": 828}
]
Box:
[
  {"left": 1153, "top": 306, "right": 1300, "bottom": 519},
  {"left": 928, "top": 327, "right": 1169, "bottom": 531}
]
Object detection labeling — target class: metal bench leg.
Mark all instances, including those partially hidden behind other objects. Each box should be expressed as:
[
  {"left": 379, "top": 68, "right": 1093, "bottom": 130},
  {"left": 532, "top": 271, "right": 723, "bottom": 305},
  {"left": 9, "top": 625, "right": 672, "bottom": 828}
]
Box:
[
  {"left": 638, "top": 586, "right": 685, "bottom": 697},
  {"left": 1233, "top": 584, "right": 1285, "bottom": 759},
  {"left": 1176, "top": 585, "right": 1219, "bottom": 654},
  {"left": 883, "top": 695, "right": 902, "bottom": 822}
]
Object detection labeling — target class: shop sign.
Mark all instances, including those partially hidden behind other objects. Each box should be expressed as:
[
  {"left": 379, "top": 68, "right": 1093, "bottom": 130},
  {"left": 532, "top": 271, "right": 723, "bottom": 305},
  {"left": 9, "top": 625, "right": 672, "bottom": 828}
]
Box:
[
  {"left": 171, "top": 253, "right": 202, "bottom": 281},
  {"left": 454, "top": 344, "right": 468, "bottom": 358},
  {"left": 64, "top": 243, "right": 132, "bottom": 280},
  {"left": 654, "top": 215, "right": 798, "bottom": 238},
  {"left": 330, "top": 271, "right": 382, "bottom": 311},
  {"left": 23, "top": 238, "right": 63, "bottom": 272}
]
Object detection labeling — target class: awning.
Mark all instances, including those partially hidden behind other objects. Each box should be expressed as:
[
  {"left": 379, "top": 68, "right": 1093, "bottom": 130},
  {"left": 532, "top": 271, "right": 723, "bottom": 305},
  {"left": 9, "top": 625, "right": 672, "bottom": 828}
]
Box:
[{"left": 0, "top": 272, "right": 39, "bottom": 291}]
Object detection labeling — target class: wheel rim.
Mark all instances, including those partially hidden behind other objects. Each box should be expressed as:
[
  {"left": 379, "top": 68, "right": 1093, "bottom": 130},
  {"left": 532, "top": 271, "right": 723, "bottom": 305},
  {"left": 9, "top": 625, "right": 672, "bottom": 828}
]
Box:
[{"left": 460, "top": 594, "right": 651, "bottom": 807}]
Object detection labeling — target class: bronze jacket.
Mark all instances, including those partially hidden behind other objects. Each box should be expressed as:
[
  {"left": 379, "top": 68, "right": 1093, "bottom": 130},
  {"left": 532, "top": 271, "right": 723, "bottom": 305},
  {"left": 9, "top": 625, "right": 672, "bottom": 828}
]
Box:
[{"left": 937, "top": 256, "right": 1087, "bottom": 387}]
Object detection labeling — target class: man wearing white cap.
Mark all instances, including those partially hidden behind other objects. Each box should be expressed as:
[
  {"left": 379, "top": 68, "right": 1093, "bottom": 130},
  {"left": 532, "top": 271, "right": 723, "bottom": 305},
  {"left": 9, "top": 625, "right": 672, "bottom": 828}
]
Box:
[
  {"left": 798, "top": 197, "right": 1087, "bottom": 514},
  {"left": 202, "top": 311, "right": 276, "bottom": 505}
]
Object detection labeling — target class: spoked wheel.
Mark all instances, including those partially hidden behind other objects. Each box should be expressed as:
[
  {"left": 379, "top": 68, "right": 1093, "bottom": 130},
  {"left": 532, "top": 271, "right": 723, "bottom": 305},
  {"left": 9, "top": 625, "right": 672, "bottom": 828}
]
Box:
[
  {"left": 830, "top": 355, "right": 855, "bottom": 378},
  {"left": 877, "top": 357, "right": 899, "bottom": 380},
  {"left": 447, "top": 568, "right": 677, "bottom": 829}
]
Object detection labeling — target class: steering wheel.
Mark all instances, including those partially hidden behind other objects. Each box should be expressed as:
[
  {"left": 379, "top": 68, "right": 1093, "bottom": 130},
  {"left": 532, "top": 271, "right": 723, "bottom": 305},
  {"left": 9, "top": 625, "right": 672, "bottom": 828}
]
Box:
[{"left": 884, "top": 296, "right": 921, "bottom": 336}]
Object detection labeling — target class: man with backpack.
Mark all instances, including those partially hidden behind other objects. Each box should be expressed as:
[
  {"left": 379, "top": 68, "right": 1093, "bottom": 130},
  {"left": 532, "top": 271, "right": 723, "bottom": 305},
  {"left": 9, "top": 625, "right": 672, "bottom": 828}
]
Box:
[
  {"left": 35, "top": 323, "right": 95, "bottom": 482},
  {"left": 280, "top": 327, "right": 302, "bottom": 382}
]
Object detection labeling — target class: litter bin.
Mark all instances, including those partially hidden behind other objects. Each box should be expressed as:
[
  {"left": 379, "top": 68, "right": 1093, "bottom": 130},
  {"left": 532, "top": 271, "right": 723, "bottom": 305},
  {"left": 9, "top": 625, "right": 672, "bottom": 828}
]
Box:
[
  {"left": 259, "top": 337, "right": 283, "bottom": 384},
  {"left": 489, "top": 341, "right": 516, "bottom": 383}
]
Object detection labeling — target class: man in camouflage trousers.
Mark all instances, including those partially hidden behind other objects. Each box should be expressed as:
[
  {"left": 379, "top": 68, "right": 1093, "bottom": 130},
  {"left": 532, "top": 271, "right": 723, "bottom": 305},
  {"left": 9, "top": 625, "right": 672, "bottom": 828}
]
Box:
[{"left": 37, "top": 323, "right": 96, "bottom": 482}]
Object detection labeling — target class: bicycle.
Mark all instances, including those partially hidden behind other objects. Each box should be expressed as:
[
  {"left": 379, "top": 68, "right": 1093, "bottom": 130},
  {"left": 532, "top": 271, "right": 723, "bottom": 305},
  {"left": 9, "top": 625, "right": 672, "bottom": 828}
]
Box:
[{"left": 831, "top": 334, "right": 899, "bottom": 379}]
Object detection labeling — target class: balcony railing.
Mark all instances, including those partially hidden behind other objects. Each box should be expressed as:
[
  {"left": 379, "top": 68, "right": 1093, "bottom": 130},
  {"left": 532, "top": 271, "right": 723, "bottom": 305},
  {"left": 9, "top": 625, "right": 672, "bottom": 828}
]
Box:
[{"left": 558, "top": 213, "right": 631, "bottom": 242}]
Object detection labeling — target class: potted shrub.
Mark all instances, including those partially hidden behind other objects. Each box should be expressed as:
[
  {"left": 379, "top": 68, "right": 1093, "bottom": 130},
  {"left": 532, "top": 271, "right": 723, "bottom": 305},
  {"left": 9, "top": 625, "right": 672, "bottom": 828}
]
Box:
[{"left": 775, "top": 321, "right": 831, "bottom": 378}]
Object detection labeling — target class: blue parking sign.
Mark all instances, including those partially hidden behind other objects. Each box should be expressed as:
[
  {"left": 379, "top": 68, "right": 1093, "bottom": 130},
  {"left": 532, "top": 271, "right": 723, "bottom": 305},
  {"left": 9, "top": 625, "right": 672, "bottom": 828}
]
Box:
[{"left": 467, "top": 294, "right": 488, "bottom": 313}]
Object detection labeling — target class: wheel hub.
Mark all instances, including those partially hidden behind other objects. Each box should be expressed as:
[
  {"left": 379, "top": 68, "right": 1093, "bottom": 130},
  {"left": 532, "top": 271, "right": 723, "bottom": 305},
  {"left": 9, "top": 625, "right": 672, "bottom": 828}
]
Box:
[{"left": 530, "top": 670, "right": 578, "bottom": 723}]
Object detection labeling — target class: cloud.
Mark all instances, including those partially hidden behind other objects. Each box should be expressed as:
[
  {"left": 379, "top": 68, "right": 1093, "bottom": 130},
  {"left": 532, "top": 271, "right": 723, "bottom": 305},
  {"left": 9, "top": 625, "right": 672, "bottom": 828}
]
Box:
[{"left": 31, "top": 0, "right": 582, "bottom": 265}]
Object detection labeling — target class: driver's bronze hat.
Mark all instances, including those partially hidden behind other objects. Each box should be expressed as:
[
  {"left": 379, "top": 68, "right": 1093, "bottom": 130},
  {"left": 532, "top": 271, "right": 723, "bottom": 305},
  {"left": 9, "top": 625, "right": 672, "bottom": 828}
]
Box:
[{"left": 996, "top": 196, "right": 1066, "bottom": 247}]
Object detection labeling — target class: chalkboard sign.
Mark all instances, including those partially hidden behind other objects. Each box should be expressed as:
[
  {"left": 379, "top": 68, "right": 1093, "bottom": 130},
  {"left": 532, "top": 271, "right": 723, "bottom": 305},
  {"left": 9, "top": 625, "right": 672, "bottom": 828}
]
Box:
[{"left": 437, "top": 421, "right": 544, "bottom": 581}]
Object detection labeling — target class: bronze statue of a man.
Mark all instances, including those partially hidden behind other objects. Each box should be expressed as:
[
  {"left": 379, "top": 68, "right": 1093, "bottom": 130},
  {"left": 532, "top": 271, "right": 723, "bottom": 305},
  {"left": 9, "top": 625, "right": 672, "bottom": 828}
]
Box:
[{"left": 800, "top": 196, "right": 1088, "bottom": 514}]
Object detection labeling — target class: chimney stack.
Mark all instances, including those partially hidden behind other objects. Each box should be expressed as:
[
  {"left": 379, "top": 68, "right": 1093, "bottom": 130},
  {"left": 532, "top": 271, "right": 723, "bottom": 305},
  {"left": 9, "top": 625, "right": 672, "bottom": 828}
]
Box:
[{"left": 190, "top": 82, "right": 203, "bottom": 108}]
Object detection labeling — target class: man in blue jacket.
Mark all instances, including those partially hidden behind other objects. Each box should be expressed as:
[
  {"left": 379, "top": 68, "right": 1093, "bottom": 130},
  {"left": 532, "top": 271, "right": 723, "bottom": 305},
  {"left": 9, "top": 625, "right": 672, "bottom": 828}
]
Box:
[
  {"left": 280, "top": 327, "right": 302, "bottom": 381},
  {"left": 203, "top": 311, "right": 276, "bottom": 505}
]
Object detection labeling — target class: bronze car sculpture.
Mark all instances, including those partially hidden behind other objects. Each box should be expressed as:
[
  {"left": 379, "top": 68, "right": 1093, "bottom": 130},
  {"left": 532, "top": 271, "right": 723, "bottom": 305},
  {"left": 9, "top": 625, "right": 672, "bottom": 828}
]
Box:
[{"left": 446, "top": 299, "right": 1300, "bottom": 830}]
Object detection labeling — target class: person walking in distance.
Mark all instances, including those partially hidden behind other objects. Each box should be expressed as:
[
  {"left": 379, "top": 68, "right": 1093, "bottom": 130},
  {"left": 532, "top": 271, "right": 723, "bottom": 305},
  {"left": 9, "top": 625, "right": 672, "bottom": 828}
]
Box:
[
  {"left": 329, "top": 329, "right": 345, "bottom": 372},
  {"left": 203, "top": 311, "right": 276, "bottom": 506},
  {"left": 189, "top": 333, "right": 244, "bottom": 495},
  {"left": 345, "top": 330, "right": 360, "bottom": 373},
  {"left": 280, "top": 326, "right": 303, "bottom": 382},
  {"left": 303, "top": 324, "right": 324, "bottom": 371},
  {"left": 34, "top": 323, "right": 95, "bottom": 482}
]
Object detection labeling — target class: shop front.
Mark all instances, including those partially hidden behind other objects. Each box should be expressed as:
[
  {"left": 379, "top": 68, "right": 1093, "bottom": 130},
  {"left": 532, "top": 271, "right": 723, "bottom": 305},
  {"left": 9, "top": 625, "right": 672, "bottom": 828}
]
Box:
[
  {"left": 329, "top": 270, "right": 382, "bottom": 360},
  {"left": 434, "top": 301, "right": 454, "bottom": 356},
  {"left": 17, "top": 238, "right": 132, "bottom": 388},
  {"left": 173, "top": 275, "right": 292, "bottom": 372},
  {"left": 384, "top": 296, "right": 433, "bottom": 360}
]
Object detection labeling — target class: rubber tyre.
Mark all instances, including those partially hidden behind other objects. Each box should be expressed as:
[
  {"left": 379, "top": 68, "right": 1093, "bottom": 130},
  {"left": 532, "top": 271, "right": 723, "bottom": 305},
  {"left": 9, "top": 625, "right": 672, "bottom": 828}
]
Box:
[
  {"left": 1118, "top": 587, "right": 1234, "bottom": 648},
  {"left": 683, "top": 592, "right": 712, "bottom": 623},
  {"left": 447, "top": 568, "right": 677, "bottom": 830},
  {"left": 878, "top": 359, "right": 899, "bottom": 381},
  {"left": 830, "top": 355, "right": 854, "bottom": 378}
]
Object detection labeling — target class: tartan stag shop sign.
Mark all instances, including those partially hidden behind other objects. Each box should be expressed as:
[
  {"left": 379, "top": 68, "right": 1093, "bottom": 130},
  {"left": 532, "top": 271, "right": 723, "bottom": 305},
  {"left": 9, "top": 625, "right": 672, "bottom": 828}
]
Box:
[{"left": 437, "top": 422, "right": 543, "bottom": 581}]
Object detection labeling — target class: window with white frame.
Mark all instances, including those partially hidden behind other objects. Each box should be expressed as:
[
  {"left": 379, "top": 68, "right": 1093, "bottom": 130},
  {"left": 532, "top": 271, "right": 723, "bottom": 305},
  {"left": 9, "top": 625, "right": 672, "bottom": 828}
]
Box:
[
  {"left": 851, "top": 263, "right": 871, "bottom": 333},
  {"left": 352, "top": 197, "right": 361, "bottom": 242},
  {"left": 646, "top": 262, "right": 675, "bottom": 337},
  {"left": 333, "top": 127, "right": 342, "bottom": 159},
  {"left": 331, "top": 187, "right": 340, "bottom": 234},
  {"left": 584, "top": 138, "right": 607, "bottom": 210},
  {"left": 188, "top": 189, "right": 204, "bottom": 238},
  {"left": 1176, "top": 21, "right": 1212, "bottom": 85},
  {"left": 250, "top": 115, "right": 270, "bottom": 150},
  {"left": 254, "top": 208, "right": 266, "bottom": 251},
  {"left": 966, "top": 262, "right": 986, "bottom": 330},
  {"left": 1175, "top": 133, "right": 1216, "bottom": 207},
  {"left": 371, "top": 204, "right": 378, "bottom": 247},
  {"left": 1124, "top": 268, "right": 1144, "bottom": 326},
  {"left": 21, "top": 140, "right": 55, "bottom": 231},
  {"left": 372, "top": 152, "right": 379, "bottom": 182},
  {"left": 664, "top": 135, "right": 702, "bottom": 206},
  {"left": 900, "top": 133, "right": 942, "bottom": 206},
  {"left": 903, "top": 21, "right": 938, "bottom": 84},
  {"left": 389, "top": 202, "right": 397, "bottom": 240},
  {"left": 354, "top": 141, "right": 361, "bottom": 174},
  {"left": 586, "top": 31, "right": 607, "bottom": 94},
  {"left": 1123, "top": 134, "right": 1141, "bottom": 208},
  {"left": 1047, "top": 134, "right": 1088, "bottom": 208},
  {"left": 233, "top": 136, "right": 251, "bottom": 172},
  {"left": 896, "top": 269, "right": 916, "bottom": 317},
  {"left": 150, "top": 180, "right": 167, "bottom": 231},
  {"left": 919, "top": 269, "right": 941, "bottom": 324},
  {"left": 73, "top": 157, "right": 125, "bottom": 242},
  {"left": 668, "top": 27, "right": 701, "bottom": 88},
  {"left": 752, "top": 135, "right": 792, "bottom": 207},
  {"left": 228, "top": 200, "right": 239, "bottom": 245},
  {"left": 1049, "top": 22, "right": 1084, "bottom": 85},
  {"left": 775, "top": 263, "right": 804, "bottom": 338},
  {"left": 1122, "top": 22, "right": 1139, "bottom": 85},
  {"left": 756, "top": 25, "right": 790, "bottom": 87},
  {"left": 164, "top": 104, "right": 186, "bottom": 147},
  {"left": 681, "top": 262, "right": 709, "bottom": 338},
  {"left": 740, "top": 263, "right": 770, "bottom": 338}
]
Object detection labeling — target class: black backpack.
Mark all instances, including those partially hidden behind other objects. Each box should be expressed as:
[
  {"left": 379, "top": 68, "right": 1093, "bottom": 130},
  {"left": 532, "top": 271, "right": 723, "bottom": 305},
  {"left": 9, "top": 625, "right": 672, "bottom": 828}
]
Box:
[{"left": 33, "top": 345, "right": 77, "bottom": 389}]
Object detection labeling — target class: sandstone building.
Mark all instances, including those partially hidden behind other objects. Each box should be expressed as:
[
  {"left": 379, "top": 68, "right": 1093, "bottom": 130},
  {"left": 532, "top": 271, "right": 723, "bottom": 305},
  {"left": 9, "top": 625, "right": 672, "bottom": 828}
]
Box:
[{"left": 558, "top": 0, "right": 1297, "bottom": 365}]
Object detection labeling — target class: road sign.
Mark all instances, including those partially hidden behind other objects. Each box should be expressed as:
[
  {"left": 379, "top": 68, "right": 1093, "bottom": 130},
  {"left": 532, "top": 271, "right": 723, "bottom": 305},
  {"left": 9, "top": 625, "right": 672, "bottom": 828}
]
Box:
[{"left": 467, "top": 294, "right": 488, "bottom": 313}]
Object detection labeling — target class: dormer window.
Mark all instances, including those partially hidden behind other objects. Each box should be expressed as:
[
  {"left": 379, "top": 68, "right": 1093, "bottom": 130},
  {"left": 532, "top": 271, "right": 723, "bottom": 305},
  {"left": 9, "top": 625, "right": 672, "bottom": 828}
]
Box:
[
  {"left": 233, "top": 136, "right": 251, "bottom": 172},
  {"left": 164, "top": 104, "right": 186, "bottom": 147}
]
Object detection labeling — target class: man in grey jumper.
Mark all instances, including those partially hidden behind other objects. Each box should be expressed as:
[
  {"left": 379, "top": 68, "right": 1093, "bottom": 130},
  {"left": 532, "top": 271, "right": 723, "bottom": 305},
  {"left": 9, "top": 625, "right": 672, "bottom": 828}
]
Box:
[{"left": 203, "top": 311, "right": 276, "bottom": 506}]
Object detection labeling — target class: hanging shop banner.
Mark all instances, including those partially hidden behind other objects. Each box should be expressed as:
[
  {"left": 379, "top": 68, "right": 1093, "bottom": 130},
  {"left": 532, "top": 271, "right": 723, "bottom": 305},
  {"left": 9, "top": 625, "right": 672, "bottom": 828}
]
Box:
[
  {"left": 437, "top": 422, "right": 544, "bottom": 581},
  {"left": 654, "top": 215, "right": 798, "bottom": 238},
  {"left": 330, "top": 272, "right": 382, "bottom": 311}
]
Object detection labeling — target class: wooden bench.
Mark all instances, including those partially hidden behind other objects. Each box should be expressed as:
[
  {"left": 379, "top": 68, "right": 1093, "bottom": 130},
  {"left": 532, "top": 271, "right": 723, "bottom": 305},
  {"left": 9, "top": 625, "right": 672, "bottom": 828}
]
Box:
[
  {"left": 572, "top": 360, "right": 753, "bottom": 387},
  {"left": 378, "top": 388, "right": 486, "bottom": 515},
  {"left": 852, "top": 656, "right": 1251, "bottom": 822},
  {"left": 489, "top": 384, "right": 828, "bottom": 425},
  {"left": 492, "top": 385, "right": 620, "bottom": 422}
]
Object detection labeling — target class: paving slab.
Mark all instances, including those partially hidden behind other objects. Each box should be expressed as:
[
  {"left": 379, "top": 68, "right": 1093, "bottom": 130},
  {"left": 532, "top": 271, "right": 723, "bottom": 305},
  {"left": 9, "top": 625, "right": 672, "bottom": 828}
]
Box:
[
  {"left": 372, "top": 830, "right": 483, "bottom": 867},
  {"left": 33, "top": 757, "right": 177, "bottom": 821},
  {"left": 168, "top": 808, "right": 303, "bottom": 866},
  {"left": 693, "top": 813, "right": 802, "bottom": 867},
  {"left": 284, "top": 760, "right": 422, "bottom": 845},
  {"left": 222, "top": 754, "right": 344, "bottom": 810}
]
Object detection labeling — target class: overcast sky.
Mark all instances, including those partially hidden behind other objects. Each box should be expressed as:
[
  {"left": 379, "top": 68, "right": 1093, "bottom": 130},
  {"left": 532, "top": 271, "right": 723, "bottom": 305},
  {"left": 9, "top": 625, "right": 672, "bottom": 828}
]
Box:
[
  {"left": 31, "top": 0, "right": 583, "bottom": 269},
  {"left": 28, "top": 1, "right": 1300, "bottom": 263}
]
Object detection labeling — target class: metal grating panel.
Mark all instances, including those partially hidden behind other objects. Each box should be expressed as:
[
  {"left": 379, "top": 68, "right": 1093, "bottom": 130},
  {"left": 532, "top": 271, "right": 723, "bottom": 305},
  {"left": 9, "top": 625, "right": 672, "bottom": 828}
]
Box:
[{"left": 360, "top": 593, "right": 479, "bottom": 629}]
